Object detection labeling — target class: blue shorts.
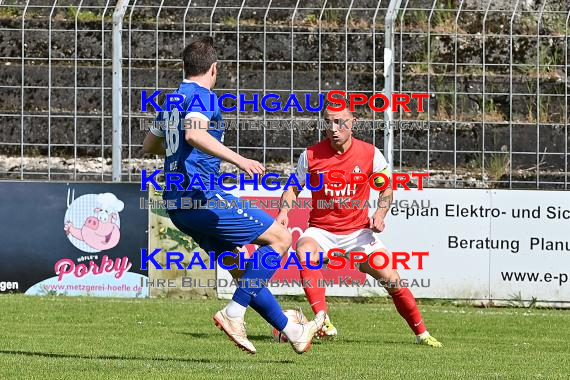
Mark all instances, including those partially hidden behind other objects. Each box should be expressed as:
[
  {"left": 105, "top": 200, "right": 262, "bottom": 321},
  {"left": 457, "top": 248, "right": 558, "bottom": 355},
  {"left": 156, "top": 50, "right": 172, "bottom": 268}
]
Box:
[{"left": 167, "top": 192, "right": 274, "bottom": 254}]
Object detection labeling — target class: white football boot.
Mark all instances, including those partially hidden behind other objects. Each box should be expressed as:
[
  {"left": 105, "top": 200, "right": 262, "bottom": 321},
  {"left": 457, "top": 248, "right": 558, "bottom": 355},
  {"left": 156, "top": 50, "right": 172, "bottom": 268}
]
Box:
[
  {"left": 288, "top": 311, "right": 326, "bottom": 354},
  {"left": 213, "top": 307, "right": 256, "bottom": 354}
]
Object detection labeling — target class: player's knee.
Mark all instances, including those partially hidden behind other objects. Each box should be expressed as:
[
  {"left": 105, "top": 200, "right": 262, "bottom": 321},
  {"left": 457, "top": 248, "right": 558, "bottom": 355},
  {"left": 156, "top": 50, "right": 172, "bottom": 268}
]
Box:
[
  {"left": 295, "top": 245, "right": 313, "bottom": 264},
  {"left": 269, "top": 226, "right": 292, "bottom": 255},
  {"left": 295, "top": 249, "right": 305, "bottom": 263},
  {"left": 295, "top": 238, "right": 320, "bottom": 264},
  {"left": 309, "top": 250, "right": 322, "bottom": 263},
  {"left": 255, "top": 222, "right": 292, "bottom": 255},
  {"left": 369, "top": 250, "right": 388, "bottom": 269}
]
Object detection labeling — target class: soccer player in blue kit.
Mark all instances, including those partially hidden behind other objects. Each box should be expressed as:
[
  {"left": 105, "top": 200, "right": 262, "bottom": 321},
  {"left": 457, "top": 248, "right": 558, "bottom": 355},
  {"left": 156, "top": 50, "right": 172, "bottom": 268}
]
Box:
[{"left": 142, "top": 37, "right": 324, "bottom": 354}]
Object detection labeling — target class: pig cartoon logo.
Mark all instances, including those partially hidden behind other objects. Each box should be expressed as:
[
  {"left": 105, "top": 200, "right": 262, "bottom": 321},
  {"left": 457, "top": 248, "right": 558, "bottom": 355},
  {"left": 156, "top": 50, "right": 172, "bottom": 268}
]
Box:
[{"left": 64, "top": 190, "right": 124, "bottom": 253}]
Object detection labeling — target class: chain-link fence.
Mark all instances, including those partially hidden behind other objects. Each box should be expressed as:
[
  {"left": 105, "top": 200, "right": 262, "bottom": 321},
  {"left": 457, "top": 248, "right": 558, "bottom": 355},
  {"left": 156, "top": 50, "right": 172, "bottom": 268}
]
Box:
[
  {"left": 395, "top": 0, "right": 569, "bottom": 189},
  {"left": 0, "top": 0, "right": 568, "bottom": 188},
  {"left": 1, "top": 0, "right": 115, "bottom": 180}
]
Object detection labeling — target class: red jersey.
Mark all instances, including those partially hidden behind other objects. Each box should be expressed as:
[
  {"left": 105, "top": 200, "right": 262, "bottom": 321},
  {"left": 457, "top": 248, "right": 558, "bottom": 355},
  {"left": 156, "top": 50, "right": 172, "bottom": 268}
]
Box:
[{"left": 296, "top": 138, "right": 388, "bottom": 234}]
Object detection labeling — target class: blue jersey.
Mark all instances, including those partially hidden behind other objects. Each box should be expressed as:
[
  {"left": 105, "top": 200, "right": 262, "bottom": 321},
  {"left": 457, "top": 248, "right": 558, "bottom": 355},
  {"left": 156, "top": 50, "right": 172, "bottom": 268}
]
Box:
[
  {"left": 153, "top": 80, "right": 225, "bottom": 201},
  {"left": 156, "top": 82, "right": 274, "bottom": 257}
]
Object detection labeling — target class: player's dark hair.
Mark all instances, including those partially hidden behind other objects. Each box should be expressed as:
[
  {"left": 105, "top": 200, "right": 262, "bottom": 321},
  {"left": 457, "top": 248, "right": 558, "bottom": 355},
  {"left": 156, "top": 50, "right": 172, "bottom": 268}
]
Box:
[{"left": 182, "top": 37, "right": 218, "bottom": 77}]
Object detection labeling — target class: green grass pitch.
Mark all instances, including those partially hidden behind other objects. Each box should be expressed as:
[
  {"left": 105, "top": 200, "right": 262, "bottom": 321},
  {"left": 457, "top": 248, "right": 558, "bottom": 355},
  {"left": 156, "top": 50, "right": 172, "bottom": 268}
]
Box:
[{"left": 0, "top": 294, "right": 568, "bottom": 379}]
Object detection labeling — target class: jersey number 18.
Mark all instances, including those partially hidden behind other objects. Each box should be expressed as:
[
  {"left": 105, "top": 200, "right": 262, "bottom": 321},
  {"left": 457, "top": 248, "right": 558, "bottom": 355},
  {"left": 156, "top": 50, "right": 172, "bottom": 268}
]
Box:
[{"left": 164, "top": 109, "right": 180, "bottom": 157}]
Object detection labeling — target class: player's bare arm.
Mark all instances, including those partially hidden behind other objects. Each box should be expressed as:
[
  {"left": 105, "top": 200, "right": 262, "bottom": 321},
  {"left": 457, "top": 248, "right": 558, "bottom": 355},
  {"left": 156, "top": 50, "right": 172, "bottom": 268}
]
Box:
[
  {"left": 185, "top": 118, "right": 265, "bottom": 177},
  {"left": 276, "top": 185, "right": 303, "bottom": 227},
  {"left": 142, "top": 132, "right": 165, "bottom": 155},
  {"left": 370, "top": 179, "right": 393, "bottom": 233}
]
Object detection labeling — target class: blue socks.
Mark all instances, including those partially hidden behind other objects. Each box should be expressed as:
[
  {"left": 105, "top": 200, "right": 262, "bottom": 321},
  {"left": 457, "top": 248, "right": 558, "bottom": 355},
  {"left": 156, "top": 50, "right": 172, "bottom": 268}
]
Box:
[
  {"left": 232, "top": 245, "right": 281, "bottom": 303},
  {"left": 231, "top": 245, "right": 288, "bottom": 331},
  {"left": 249, "top": 287, "right": 288, "bottom": 331}
]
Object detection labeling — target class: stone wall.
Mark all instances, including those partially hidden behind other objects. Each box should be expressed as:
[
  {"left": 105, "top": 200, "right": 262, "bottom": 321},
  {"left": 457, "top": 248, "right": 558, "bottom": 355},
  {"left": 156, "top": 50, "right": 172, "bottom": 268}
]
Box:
[{"left": 0, "top": 0, "right": 567, "bottom": 176}]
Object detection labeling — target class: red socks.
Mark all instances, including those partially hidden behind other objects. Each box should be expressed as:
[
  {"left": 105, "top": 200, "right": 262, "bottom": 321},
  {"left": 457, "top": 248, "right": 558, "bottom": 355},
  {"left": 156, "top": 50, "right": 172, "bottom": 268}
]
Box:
[
  {"left": 299, "top": 262, "right": 426, "bottom": 336},
  {"left": 299, "top": 261, "right": 327, "bottom": 314},
  {"left": 390, "top": 287, "right": 426, "bottom": 335}
]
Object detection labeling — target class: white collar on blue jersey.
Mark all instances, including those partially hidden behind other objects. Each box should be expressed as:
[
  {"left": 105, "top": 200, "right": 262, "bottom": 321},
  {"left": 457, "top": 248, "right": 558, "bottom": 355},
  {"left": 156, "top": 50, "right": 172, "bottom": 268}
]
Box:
[{"left": 182, "top": 79, "right": 210, "bottom": 90}]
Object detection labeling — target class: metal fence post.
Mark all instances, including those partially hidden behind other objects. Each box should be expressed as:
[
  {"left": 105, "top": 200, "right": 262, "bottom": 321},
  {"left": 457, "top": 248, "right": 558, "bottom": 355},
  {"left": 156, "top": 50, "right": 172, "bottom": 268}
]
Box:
[
  {"left": 20, "top": 0, "right": 30, "bottom": 180},
  {"left": 384, "top": 0, "right": 402, "bottom": 173},
  {"left": 112, "top": 0, "right": 130, "bottom": 182}
]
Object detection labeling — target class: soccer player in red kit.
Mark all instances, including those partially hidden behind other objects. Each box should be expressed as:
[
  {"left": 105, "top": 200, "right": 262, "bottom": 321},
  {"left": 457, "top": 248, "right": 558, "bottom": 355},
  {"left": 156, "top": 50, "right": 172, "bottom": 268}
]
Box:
[{"left": 276, "top": 97, "right": 442, "bottom": 347}]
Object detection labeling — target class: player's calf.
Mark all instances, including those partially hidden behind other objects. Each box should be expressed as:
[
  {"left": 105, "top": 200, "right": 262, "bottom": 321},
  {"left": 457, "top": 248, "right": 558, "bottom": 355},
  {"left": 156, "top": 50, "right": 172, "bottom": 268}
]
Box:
[
  {"left": 355, "top": 246, "right": 442, "bottom": 347},
  {"left": 295, "top": 237, "right": 336, "bottom": 339},
  {"left": 296, "top": 237, "right": 329, "bottom": 316}
]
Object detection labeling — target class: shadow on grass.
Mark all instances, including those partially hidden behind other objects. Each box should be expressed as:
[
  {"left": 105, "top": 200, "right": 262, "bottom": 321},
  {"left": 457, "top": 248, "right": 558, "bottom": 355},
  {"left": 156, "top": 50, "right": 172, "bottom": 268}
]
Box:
[
  {"left": 179, "top": 332, "right": 275, "bottom": 341},
  {"left": 0, "top": 350, "right": 294, "bottom": 364},
  {"left": 178, "top": 331, "right": 388, "bottom": 344},
  {"left": 325, "top": 338, "right": 383, "bottom": 344}
]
